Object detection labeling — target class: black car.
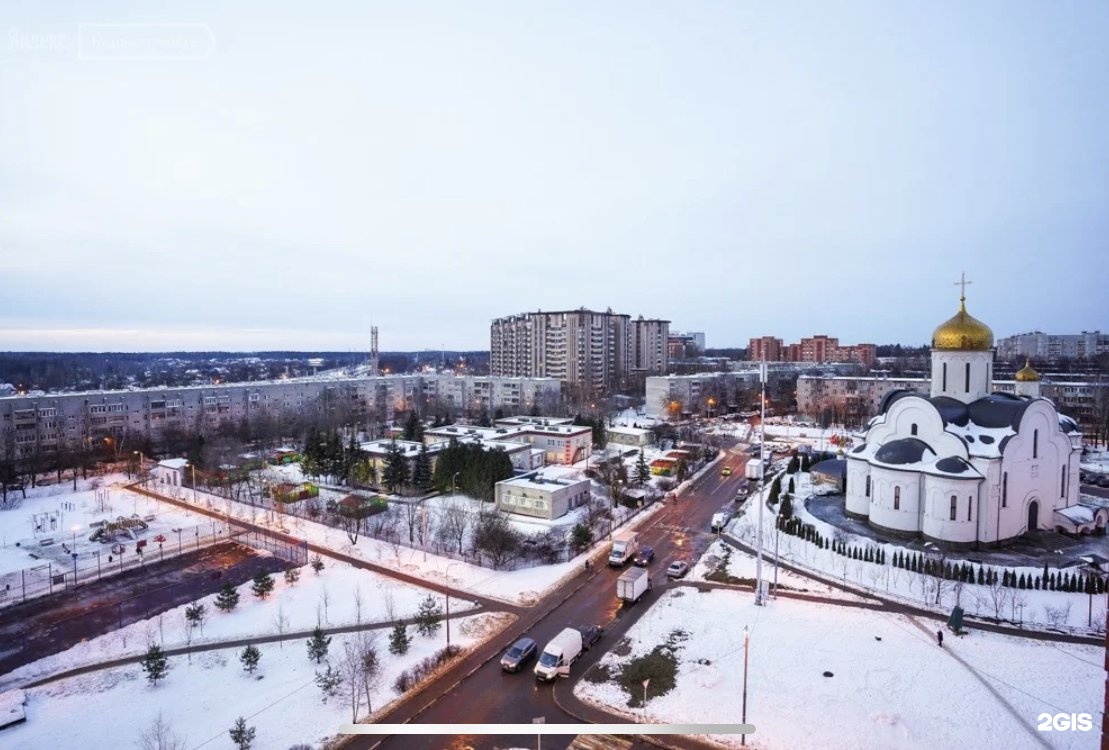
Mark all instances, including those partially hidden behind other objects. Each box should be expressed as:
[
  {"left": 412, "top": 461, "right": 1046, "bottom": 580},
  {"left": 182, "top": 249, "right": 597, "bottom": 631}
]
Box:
[
  {"left": 634, "top": 546, "right": 655, "bottom": 567},
  {"left": 500, "top": 637, "right": 538, "bottom": 672},
  {"left": 577, "top": 624, "right": 604, "bottom": 650}
]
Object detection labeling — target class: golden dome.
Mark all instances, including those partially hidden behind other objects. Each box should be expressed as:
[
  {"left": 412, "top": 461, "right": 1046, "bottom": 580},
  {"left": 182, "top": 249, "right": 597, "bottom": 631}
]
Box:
[
  {"left": 931, "top": 299, "right": 994, "bottom": 351},
  {"left": 1015, "top": 359, "right": 1040, "bottom": 382}
]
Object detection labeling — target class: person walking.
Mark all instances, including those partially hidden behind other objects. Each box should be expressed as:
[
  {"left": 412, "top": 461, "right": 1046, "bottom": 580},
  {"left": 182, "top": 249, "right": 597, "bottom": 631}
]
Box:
[{"left": 936, "top": 629, "right": 944, "bottom": 648}]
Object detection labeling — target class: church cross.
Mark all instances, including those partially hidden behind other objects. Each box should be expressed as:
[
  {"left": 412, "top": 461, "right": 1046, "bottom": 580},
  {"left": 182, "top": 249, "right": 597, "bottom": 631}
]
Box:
[{"left": 954, "top": 272, "right": 972, "bottom": 301}]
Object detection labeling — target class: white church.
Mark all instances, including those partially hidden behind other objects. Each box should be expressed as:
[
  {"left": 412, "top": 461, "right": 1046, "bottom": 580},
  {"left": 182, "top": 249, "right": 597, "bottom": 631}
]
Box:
[{"left": 844, "top": 287, "right": 1106, "bottom": 547}]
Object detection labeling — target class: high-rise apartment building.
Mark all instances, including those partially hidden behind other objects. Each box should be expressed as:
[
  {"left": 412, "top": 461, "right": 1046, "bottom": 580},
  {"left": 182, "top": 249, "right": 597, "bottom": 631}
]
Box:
[
  {"left": 491, "top": 308, "right": 670, "bottom": 394},
  {"left": 749, "top": 334, "right": 875, "bottom": 369},
  {"left": 996, "top": 330, "right": 1109, "bottom": 361}
]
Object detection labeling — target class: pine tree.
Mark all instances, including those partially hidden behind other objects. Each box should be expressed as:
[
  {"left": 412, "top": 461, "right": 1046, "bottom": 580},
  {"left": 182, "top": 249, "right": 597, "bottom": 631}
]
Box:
[
  {"left": 185, "top": 601, "right": 207, "bottom": 633},
  {"left": 1042, "top": 562, "right": 1050, "bottom": 586},
  {"left": 140, "top": 644, "right": 170, "bottom": 686},
  {"left": 310, "top": 555, "right": 325, "bottom": 575},
  {"left": 635, "top": 450, "right": 650, "bottom": 486},
  {"left": 787, "top": 476, "right": 795, "bottom": 493},
  {"left": 229, "top": 717, "right": 256, "bottom": 750},
  {"left": 284, "top": 567, "right": 301, "bottom": 586},
  {"left": 413, "top": 444, "right": 433, "bottom": 492},
  {"left": 215, "top": 581, "right": 240, "bottom": 612},
  {"left": 240, "top": 644, "right": 261, "bottom": 674},
  {"left": 251, "top": 570, "right": 275, "bottom": 600},
  {"left": 388, "top": 622, "right": 411, "bottom": 655},
  {"left": 977, "top": 566, "right": 985, "bottom": 585},
  {"left": 307, "top": 626, "right": 331, "bottom": 664},
  {"left": 315, "top": 665, "right": 342, "bottom": 702},
  {"left": 1018, "top": 573, "right": 1027, "bottom": 589},
  {"left": 414, "top": 594, "right": 443, "bottom": 638}
]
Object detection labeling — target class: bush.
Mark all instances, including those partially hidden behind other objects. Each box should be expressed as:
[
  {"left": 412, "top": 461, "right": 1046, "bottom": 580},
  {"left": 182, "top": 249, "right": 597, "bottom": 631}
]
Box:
[{"left": 393, "top": 645, "right": 462, "bottom": 693}]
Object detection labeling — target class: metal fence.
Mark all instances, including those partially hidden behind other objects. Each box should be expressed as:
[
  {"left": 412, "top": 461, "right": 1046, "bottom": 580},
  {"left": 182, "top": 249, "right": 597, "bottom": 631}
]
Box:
[{"left": 0, "top": 523, "right": 231, "bottom": 611}]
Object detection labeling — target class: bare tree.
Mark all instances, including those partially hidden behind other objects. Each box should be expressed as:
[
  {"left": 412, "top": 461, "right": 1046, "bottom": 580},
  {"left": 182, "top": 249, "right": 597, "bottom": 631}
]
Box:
[
  {"left": 403, "top": 500, "right": 421, "bottom": 544},
  {"left": 986, "top": 577, "right": 1011, "bottom": 621},
  {"left": 136, "top": 712, "right": 186, "bottom": 750},
  {"left": 437, "top": 500, "right": 470, "bottom": 555},
  {"left": 353, "top": 586, "right": 363, "bottom": 625},
  {"left": 339, "top": 640, "right": 364, "bottom": 723},
  {"left": 339, "top": 510, "right": 364, "bottom": 545},
  {"left": 319, "top": 585, "right": 331, "bottom": 625},
  {"left": 273, "top": 605, "right": 290, "bottom": 648},
  {"left": 357, "top": 632, "right": 383, "bottom": 714},
  {"left": 383, "top": 589, "right": 396, "bottom": 623}
]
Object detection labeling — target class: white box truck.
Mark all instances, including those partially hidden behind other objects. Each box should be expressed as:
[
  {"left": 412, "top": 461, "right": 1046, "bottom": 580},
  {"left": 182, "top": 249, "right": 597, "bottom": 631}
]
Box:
[
  {"left": 616, "top": 566, "right": 649, "bottom": 604},
  {"left": 608, "top": 531, "right": 640, "bottom": 567},
  {"left": 745, "top": 458, "right": 763, "bottom": 480},
  {"left": 534, "top": 627, "right": 584, "bottom": 681}
]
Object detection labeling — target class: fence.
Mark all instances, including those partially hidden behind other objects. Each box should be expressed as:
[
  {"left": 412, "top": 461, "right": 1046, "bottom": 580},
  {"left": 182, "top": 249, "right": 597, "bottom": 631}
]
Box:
[
  {"left": 233, "top": 527, "right": 310, "bottom": 566},
  {"left": 0, "top": 523, "right": 231, "bottom": 611}
]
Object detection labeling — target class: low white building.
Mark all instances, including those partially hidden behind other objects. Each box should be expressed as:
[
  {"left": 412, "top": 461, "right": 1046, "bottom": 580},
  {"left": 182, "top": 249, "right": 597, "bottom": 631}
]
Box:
[
  {"left": 494, "top": 469, "right": 591, "bottom": 520},
  {"left": 152, "top": 458, "right": 188, "bottom": 488},
  {"left": 605, "top": 425, "right": 654, "bottom": 448}
]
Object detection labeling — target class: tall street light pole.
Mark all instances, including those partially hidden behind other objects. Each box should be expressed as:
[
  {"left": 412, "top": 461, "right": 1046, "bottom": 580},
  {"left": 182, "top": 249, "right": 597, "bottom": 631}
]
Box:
[
  {"left": 741, "top": 625, "right": 750, "bottom": 746},
  {"left": 755, "top": 363, "right": 766, "bottom": 606}
]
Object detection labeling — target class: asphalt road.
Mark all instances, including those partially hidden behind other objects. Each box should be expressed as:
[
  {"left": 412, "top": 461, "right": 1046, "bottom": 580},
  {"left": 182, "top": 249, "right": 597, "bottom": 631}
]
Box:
[
  {"left": 0, "top": 541, "right": 289, "bottom": 678},
  {"left": 354, "top": 443, "right": 755, "bottom": 750}
]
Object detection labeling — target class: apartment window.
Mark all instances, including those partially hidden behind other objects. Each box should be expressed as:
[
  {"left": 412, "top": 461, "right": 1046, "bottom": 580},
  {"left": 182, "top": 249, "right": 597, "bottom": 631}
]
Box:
[
  {"left": 1032, "top": 429, "right": 1038, "bottom": 459},
  {"left": 89, "top": 405, "right": 108, "bottom": 414},
  {"left": 964, "top": 362, "right": 970, "bottom": 393},
  {"left": 865, "top": 475, "right": 871, "bottom": 498},
  {"left": 1002, "top": 472, "right": 1007, "bottom": 507},
  {"left": 893, "top": 486, "right": 900, "bottom": 510},
  {"left": 950, "top": 495, "right": 957, "bottom": 521}
]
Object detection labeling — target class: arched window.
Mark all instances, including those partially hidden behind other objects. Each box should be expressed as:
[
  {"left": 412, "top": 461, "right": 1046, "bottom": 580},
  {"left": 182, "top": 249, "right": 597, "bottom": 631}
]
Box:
[
  {"left": 911, "top": 423, "right": 918, "bottom": 436},
  {"left": 894, "top": 486, "right": 901, "bottom": 510},
  {"left": 1061, "top": 466, "right": 1066, "bottom": 497},
  {"left": 965, "top": 362, "right": 971, "bottom": 392},
  {"left": 949, "top": 495, "right": 957, "bottom": 520},
  {"left": 865, "top": 475, "right": 871, "bottom": 498},
  {"left": 967, "top": 496, "right": 972, "bottom": 521},
  {"left": 942, "top": 362, "right": 947, "bottom": 391},
  {"left": 1033, "top": 430, "right": 1038, "bottom": 459},
  {"left": 1002, "top": 472, "right": 1007, "bottom": 508}
]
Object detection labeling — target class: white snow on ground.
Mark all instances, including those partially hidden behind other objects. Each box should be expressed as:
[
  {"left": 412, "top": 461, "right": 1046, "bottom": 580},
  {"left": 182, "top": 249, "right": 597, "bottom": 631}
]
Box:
[
  {"left": 0, "top": 559, "right": 475, "bottom": 690},
  {"left": 5, "top": 611, "right": 511, "bottom": 750},
  {"left": 576, "top": 586, "right": 1101, "bottom": 750}
]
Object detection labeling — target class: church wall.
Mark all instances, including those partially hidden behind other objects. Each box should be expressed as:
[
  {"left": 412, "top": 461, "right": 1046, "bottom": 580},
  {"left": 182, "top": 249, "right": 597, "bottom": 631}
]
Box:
[
  {"left": 868, "top": 398, "right": 968, "bottom": 459},
  {"left": 868, "top": 466, "right": 922, "bottom": 532},
  {"left": 845, "top": 458, "right": 870, "bottom": 518},
  {"left": 929, "top": 350, "right": 992, "bottom": 403},
  {"left": 920, "top": 474, "right": 982, "bottom": 544},
  {"left": 970, "top": 457, "right": 1004, "bottom": 544},
  {"left": 1000, "top": 401, "right": 1076, "bottom": 533}
]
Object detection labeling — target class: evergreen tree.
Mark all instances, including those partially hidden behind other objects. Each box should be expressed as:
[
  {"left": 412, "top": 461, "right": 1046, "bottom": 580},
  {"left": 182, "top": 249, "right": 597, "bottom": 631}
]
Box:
[
  {"left": 414, "top": 594, "right": 443, "bottom": 637},
  {"left": 634, "top": 450, "right": 650, "bottom": 486},
  {"left": 240, "top": 644, "right": 261, "bottom": 674},
  {"left": 570, "top": 523, "right": 593, "bottom": 551},
  {"left": 412, "top": 443, "right": 432, "bottom": 492},
  {"left": 388, "top": 622, "right": 411, "bottom": 655},
  {"left": 315, "top": 665, "right": 342, "bottom": 702},
  {"left": 382, "top": 439, "right": 409, "bottom": 494},
  {"left": 977, "top": 566, "right": 985, "bottom": 585},
  {"left": 310, "top": 555, "right": 325, "bottom": 575},
  {"left": 779, "top": 494, "right": 793, "bottom": 519},
  {"left": 1042, "top": 562, "right": 1050, "bottom": 586},
  {"left": 140, "top": 644, "right": 170, "bottom": 686},
  {"left": 403, "top": 411, "right": 424, "bottom": 442},
  {"left": 185, "top": 601, "right": 207, "bottom": 633},
  {"left": 251, "top": 570, "right": 275, "bottom": 600},
  {"left": 215, "top": 581, "right": 240, "bottom": 613},
  {"left": 229, "top": 717, "right": 256, "bottom": 750},
  {"left": 1018, "top": 573, "right": 1027, "bottom": 589},
  {"left": 307, "top": 625, "right": 331, "bottom": 664},
  {"left": 787, "top": 476, "right": 795, "bottom": 493},
  {"left": 284, "top": 567, "right": 301, "bottom": 586}
]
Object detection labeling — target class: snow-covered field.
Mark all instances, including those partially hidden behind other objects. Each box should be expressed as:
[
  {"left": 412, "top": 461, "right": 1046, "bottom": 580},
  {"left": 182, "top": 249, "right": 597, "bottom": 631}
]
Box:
[
  {"left": 5, "top": 610, "right": 512, "bottom": 750},
  {"left": 0, "top": 558, "right": 476, "bottom": 690},
  {"left": 576, "top": 586, "right": 1101, "bottom": 750}
]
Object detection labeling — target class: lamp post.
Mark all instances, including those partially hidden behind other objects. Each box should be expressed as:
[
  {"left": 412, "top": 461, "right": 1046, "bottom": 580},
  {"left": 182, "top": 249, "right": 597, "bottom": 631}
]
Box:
[
  {"left": 452, "top": 471, "right": 460, "bottom": 498},
  {"left": 741, "top": 625, "right": 750, "bottom": 746},
  {"left": 642, "top": 677, "right": 650, "bottom": 723},
  {"left": 755, "top": 363, "right": 766, "bottom": 606},
  {"left": 444, "top": 561, "right": 461, "bottom": 649}
]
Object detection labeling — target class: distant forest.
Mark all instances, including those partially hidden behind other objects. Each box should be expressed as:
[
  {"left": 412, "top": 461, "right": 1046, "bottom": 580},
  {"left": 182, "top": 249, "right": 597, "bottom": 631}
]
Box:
[{"left": 0, "top": 350, "right": 491, "bottom": 393}]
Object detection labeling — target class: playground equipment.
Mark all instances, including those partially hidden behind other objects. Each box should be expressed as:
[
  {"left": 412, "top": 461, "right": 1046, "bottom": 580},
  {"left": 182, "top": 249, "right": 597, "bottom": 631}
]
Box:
[{"left": 89, "top": 515, "right": 150, "bottom": 543}]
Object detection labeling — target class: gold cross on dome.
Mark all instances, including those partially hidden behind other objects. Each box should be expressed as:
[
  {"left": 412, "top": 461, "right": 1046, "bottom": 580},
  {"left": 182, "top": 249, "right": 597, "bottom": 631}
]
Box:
[{"left": 954, "top": 272, "right": 972, "bottom": 301}]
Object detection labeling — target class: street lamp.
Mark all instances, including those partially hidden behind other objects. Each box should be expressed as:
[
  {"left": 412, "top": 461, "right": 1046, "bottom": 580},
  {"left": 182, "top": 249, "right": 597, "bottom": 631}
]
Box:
[
  {"left": 451, "top": 471, "right": 460, "bottom": 497},
  {"left": 755, "top": 363, "right": 767, "bottom": 606},
  {"left": 741, "top": 625, "right": 750, "bottom": 746},
  {"left": 444, "top": 561, "right": 461, "bottom": 648}
]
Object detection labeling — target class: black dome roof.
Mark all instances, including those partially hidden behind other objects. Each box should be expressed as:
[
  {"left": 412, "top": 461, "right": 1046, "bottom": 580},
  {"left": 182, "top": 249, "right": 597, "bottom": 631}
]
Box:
[
  {"left": 875, "top": 438, "right": 935, "bottom": 465},
  {"left": 935, "top": 457, "right": 971, "bottom": 474},
  {"left": 928, "top": 396, "right": 970, "bottom": 427},
  {"left": 967, "top": 393, "right": 1031, "bottom": 430},
  {"left": 879, "top": 389, "right": 923, "bottom": 414}
]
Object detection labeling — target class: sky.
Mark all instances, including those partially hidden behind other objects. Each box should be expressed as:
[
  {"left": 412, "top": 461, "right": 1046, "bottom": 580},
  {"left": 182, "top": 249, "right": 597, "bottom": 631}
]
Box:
[{"left": 1, "top": 1, "right": 1107, "bottom": 352}]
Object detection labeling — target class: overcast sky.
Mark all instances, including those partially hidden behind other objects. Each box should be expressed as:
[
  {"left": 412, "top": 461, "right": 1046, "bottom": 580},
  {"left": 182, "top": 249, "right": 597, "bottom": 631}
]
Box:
[{"left": 2, "top": 1, "right": 1107, "bottom": 353}]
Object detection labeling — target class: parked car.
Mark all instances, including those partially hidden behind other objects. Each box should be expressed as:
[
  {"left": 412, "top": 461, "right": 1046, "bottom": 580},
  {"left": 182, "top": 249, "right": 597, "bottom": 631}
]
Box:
[
  {"left": 500, "top": 637, "right": 538, "bottom": 673},
  {"left": 634, "top": 546, "right": 655, "bottom": 567},
  {"left": 153, "top": 534, "right": 167, "bottom": 543},
  {"left": 577, "top": 624, "right": 604, "bottom": 650},
  {"left": 666, "top": 560, "right": 690, "bottom": 578},
  {"left": 711, "top": 512, "right": 730, "bottom": 532}
]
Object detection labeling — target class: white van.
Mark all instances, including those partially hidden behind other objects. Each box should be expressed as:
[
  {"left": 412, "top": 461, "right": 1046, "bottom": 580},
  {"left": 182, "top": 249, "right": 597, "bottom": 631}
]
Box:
[{"left": 534, "top": 627, "right": 584, "bottom": 682}]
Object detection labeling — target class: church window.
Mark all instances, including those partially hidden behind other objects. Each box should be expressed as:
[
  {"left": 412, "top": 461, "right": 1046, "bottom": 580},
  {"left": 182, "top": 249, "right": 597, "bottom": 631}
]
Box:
[
  {"left": 949, "top": 495, "right": 957, "bottom": 520},
  {"left": 964, "top": 362, "right": 970, "bottom": 393},
  {"left": 1033, "top": 430, "right": 1038, "bottom": 459},
  {"left": 942, "top": 363, "right": 947, "bottom": 391},
  {"left": 1061, "top": 466, "right": 1066, "bottom": 497},
  {"left": 911, "top": 423, "right": 918, "bottom": 436},
  {"left": 1001, "top": 473, "right": 1007, "bottom": 507},
  {"left": 893, "top": 487, "right": 900, "bottom": 510},
  {"left": 967, "top": 496, "right": 972, "bottom": 521},
  {"left": 865, "top": 475, "right": 871, "bottom": 498}
]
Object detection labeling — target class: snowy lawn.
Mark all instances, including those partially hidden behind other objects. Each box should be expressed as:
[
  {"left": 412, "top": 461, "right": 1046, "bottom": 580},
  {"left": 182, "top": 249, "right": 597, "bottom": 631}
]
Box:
[
  {"left": 5, "top": 610, "right": 513, "bottom": 750},
  {"left": 0, "top": 558, "right": 476, "bottom": 690},
  {"left": 576, "top": 587, "right": 1101, "bottom": 750}
]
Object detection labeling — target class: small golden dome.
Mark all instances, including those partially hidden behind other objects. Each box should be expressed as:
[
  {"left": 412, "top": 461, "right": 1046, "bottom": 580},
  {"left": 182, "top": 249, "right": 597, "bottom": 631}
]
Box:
[
  {"left": 1015, "top": 359, "right": 1040, "bottom": 382},
  {"left": 932, "top": 299, "right": 994, "bottom": 351}
]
